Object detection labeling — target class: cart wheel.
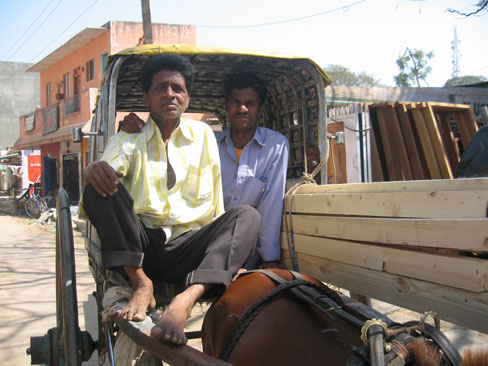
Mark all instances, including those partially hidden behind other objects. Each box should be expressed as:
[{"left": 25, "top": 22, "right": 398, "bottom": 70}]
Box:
[{"left": 55, "top": 187, "right": 82, "bottom": 365}]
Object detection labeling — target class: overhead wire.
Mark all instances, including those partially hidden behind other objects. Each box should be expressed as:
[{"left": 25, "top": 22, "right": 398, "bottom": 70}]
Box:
[
  {"left": 194, "top": 0, "right": 367, "bottom": 28},
  {"left": 1, "top": 0, "right": 57, "bottom": 60},
  {"left": 28, "top": 0, "right": 100, "bottom": 63},
  {"left": 5, "top": 0, "right": 65, "bottom": 61}
]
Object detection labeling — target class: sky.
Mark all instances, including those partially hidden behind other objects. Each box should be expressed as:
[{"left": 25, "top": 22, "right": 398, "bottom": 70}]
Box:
[{"left": 0, "top": 0, "right": 487, "bottom": 87}]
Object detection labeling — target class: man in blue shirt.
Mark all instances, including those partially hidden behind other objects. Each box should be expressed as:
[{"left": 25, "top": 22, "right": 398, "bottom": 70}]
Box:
[
  {"left": 120, "top": 73, "right": 289, "bottom": 268},
  {"left": 217, "top": 73, "right": 289, "bottom": 268}
]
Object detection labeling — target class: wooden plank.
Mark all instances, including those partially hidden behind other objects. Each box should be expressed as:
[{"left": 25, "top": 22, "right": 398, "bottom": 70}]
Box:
[
  {"left": 464, "top": 109, "right": 479, "bottom": 137},
  {"left": 419, "top": 103, "right": 453, "bottom": 178},
  {"left": 327, "top": 121, "right": 347, "bottom": 184},
  {"left": 455, "top": 111, "right": 473, "bottom": 149},
  {"left": 373, "top": 106, "right": 403, "bottom": 180},
  {"left": 395, "top": 103, "right": 425, "bottom": 180},
  {"left": 288, "top": 177, "right": 488, "bottom": 194},
  {"left": 456, "top": 110, "right": 479, "bottom": 147},
  {"left": 428, "top": 102, "right": 472, "bottom": 112},
  {"left": 116, "top": 318, "right": 232, "bottom": 366},
  {"left": 409, "top": 105, "right": 442, "bottom": 179},
  {"left": 369, "top": 120, "right": 384, "bottom": 182},
  {"left": 385, "top": 104, "right": 413, "bottom": 180},
  {"left": 437, "top": 112, "right": 460, "bottom": 173},
  {"left": 286, "top": 190, "right": 488, "bottom": 218},
  {"left": 281, "top": 250, "right": 488, "bottom": 335},
  {"left": 281, "top": 233, "right": 488, "bottom": 292},
  {"left": 282, "top": 215, "right": 488, "bottom": 251}
]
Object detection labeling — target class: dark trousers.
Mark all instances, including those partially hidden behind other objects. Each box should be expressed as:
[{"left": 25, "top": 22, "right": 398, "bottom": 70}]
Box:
[{"left": 83, "top": 184, "right": 260, "bottom": 291}]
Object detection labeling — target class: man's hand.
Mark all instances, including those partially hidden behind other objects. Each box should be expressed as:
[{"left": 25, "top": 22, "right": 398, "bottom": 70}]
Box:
[
  {"left": 119, "top": 112, "right": 145, "bottom": 133},
  {"left": 257, "top": 261, "right": 286, "bottom": 270},
  {"left": 84, "top": 161, "right": 123, "bottom": 197}
]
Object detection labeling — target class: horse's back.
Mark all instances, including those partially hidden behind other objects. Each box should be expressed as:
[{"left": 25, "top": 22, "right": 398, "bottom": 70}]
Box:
[{"left": 202, "top": 269, "right": 362, "bottom": 366}]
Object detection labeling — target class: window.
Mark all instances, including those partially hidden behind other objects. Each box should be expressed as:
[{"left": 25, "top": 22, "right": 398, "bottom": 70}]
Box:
[
  {"left": 73, "top": 67, "right": 81, "bottom": 95},
  {"left": 46, "top": 82, "right": 52, "bottom": 105},
  {"left": 63, "top": 73, "right": 71, "bottom": 98},
  {"left": 101, "top": 53, "right": 108, "bottom": 74},
  {"left": 86, "top": 59, "right": 95, "bottom": 81}
]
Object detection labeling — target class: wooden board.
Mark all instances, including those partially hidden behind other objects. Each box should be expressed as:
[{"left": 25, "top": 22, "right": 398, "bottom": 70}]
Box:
[
  {"left": 281, "top": 250, "right": 488, "bottom": 335},
  {"left": 375, "top": 106, "right": 404, "bottom": 180},
  {"left": 288, "top": 177, "right": 488, "bottom": 194},
  {"left": 285, "top": 189, "right": 488, "bottom": 218},
  {"left": 395, "top": 103, "right": 425, "bottom": 180},
  {"left": 327, "top": 121, "right": 347, "bottom": 184},
  {"left": 436, "top": 112, "right": 460, "bottom": 173},
  {"left": 281, "top": 233, "right": 488, "bottom": 292},
  {"left": 282, "top": 214, "right": 488, "bottom": 251},
  {"left": 409, "top": 105, "right": 442, "bottom": 179},
  {"left": 419, "top": 103, "right": 453, "bottom": 178},
  {"left": 369, "top": 121, "right": 384, "bottom": 182}
]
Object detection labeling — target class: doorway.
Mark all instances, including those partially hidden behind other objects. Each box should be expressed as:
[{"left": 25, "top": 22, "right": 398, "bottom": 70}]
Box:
[
  {"left": 43, "top": 156, "right": 58, "bottom": 196},
  {"left": 62, "top": 154, "right": 80, "bottom": 204}
]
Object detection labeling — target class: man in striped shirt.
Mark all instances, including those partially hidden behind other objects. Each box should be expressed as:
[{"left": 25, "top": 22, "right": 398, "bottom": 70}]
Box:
[
  {"left": 82, "top": 54, "right": 260, "bottom": 345},
  {"left": 121, "top": 73, "right": 290, "bottom": 270}
]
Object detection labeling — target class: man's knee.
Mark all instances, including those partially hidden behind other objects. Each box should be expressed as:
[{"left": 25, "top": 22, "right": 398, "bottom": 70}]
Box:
[
  {"left": 230, "top": 204, "right": 261, "bottom": 238},
  {"left": 238, "top": 204, "right": 261, "bottom": 228},
  {"left": 82, "top": 183, "right": 101, "bottom": 205}
]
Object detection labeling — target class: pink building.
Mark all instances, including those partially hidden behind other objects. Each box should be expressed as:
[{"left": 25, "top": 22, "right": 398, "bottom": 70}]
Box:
[{"left": 14, "top": 21, "right": 197, "bottom": 202}]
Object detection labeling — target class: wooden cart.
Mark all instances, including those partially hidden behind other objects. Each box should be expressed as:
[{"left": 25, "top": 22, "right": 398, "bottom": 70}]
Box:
[{"left": 27, "top": 45, "right": 487, "bottom": 365}]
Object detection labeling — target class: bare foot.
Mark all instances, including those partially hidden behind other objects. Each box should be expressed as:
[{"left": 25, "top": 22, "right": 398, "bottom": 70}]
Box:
[
  {"left": 151, "top": 284, "right": 209, "bottom": 344},
  {"left": 118, "top": 266, "right": 156, "bottom": 322}
]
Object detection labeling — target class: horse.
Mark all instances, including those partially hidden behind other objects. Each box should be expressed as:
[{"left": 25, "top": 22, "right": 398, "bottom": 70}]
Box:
[{"left": 201, "top": 269, "right": 488, "bottom": 366}]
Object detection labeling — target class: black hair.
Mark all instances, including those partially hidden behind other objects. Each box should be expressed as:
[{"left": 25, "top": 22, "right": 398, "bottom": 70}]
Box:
[
  {"left": 224, "top": 73, "right": 267, "bottom": 104},
  {"left": 140, "top": 54, "right": 194, "bottom": 93}
]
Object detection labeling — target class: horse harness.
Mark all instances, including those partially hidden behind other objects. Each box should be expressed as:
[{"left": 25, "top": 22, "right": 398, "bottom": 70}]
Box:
[{"left": 219, "top": 270, "right": 462, "bottom": 366}]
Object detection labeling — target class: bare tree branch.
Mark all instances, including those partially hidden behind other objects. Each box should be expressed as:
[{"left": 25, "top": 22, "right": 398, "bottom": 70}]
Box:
[{"left": 447, "top": 0, "right": 488, "bottom": 17}]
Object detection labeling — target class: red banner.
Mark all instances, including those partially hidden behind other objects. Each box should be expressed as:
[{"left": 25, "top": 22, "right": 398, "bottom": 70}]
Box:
[{"left": 27, "top": 155, "right": 41, "bottom": 183}]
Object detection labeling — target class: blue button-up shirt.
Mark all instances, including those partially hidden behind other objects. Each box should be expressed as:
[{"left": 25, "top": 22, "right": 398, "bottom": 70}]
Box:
[{"left": 215, "top": 127, "right": 289, "bottom": 263}]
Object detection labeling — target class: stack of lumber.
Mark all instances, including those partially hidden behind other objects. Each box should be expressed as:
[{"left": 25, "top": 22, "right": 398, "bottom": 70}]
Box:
[
  {"left": 369, "top": 102, "right": 479, "bottom": 181},
  {"left": 281, "top": 178, "right": 488, "bottom": 334}
]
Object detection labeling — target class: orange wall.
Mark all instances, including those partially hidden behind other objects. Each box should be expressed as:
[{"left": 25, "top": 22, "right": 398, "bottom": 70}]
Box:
[
  {"left": 108, "top": 21, "right": 197, "bottom": 54},
  {"left": 40, "top": 31, "right": 111, "bottom": 109}
]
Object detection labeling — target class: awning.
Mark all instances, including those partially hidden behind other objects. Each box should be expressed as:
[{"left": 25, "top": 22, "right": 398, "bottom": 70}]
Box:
[
  {"left": 0, "top": 152, "right": 20, "bottom": 161},
  {"left": 13, "top": 120, "right": 91, "bottom": 150}
]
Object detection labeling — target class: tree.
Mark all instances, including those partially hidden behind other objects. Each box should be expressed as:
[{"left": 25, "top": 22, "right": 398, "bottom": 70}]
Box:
[
  {"left": 444, "top": 75, "right": 488, "bottom": 87},
  {"left": 324, "top": 64, "right": 383, "bottom": 87},
  {"left": 395, "top": 48, "right": 434, "bottom": 87},
  {"left": 447, "top": 0, "right": 488, "bottom": 16}
]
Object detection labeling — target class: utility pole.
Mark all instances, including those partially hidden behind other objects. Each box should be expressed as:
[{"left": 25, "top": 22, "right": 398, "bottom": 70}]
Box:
[{"left": 141, "top": 0, "right": 153, "bottom": 44}]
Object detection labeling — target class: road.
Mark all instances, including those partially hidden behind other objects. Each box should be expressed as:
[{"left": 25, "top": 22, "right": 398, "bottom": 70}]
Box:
[{"left": 0, "top": 212, "right": 98, "bottom": 365}]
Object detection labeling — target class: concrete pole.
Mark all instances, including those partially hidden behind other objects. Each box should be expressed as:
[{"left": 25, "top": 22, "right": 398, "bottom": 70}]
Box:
[{"left": 141, "top": 0, "right": 153, "bottom": 44}]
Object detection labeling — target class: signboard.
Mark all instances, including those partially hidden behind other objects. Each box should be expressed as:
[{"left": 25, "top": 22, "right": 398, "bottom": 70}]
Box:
[
  {"left": 27, "top": 154, "right": 41, "bottom": 183},
  {"left": 63, "top": 94, "right": 80, "bottom": 116},
  {"left": 24, "top": 113, "right": 35, "bottom": 131},
  {"left": 43, "top": 104, "right": 59, "bottom": 135}
]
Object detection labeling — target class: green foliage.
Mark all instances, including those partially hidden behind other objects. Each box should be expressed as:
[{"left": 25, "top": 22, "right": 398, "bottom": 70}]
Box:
[
  {"left": 394, "top": 48, "right": 434, "bottom": 87},
  {"left": 324, "top": 64, "right": 383, "bottom": 87},
  {"left": 443, "top": 75, "right": 488, "bottom": 87}
]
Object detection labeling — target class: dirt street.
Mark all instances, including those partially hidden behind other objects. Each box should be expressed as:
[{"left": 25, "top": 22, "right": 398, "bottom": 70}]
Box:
[
  {"left": 0, "top": 212, "right": 207, "bottom": 365},
  {"left": 0, "top": 213, "right": 98, "bottom": 365}
]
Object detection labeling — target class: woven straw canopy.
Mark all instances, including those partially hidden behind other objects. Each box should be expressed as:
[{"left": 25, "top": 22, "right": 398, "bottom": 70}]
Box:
[{"left": 106, "top": 44, "right": 330, "bottom": 180}]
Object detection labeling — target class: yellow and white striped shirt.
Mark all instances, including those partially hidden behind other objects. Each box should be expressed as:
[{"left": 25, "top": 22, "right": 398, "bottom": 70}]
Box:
[{"left": 100, "top": 116, "right": 224, "bottom": 242}]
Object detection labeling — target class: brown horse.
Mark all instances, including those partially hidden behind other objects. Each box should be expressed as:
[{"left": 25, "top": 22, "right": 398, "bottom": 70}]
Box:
[{"left": 202, "top": 269, "right": 488, "bottom": 366}]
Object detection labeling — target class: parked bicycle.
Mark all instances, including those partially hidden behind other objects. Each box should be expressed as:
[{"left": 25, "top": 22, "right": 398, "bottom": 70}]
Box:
[{"left": 24, "top": 187, "right": 48, "bottom": 218}]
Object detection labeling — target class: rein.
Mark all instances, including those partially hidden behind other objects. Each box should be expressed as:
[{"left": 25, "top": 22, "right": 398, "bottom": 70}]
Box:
[
  {"left": 219, "top": 270, "right": 463, "bottom": 366},
  {"left": 219, "top": 269, "right": 365, "bottom": 361}
]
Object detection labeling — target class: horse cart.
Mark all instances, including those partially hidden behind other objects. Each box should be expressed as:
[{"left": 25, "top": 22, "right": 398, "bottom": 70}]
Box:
[{"left": 27, "top": 45, "right": 487, "bottom": 365}]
